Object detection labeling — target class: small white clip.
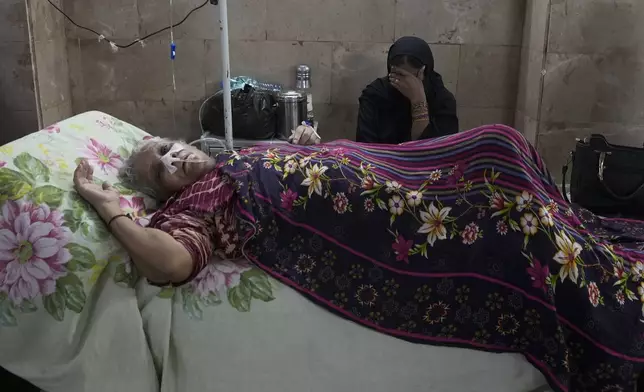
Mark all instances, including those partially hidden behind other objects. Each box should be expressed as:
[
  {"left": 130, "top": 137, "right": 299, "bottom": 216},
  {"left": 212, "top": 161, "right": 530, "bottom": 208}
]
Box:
[
  {"left": 139, "top": 40, "right": 146, "bottom": 48},
  {"left": 160, "top": 143, "right": 185, "bottom": 174},
  {"left": 109, "top": 42, "right": 119, "bottom": 53},
  {"left": 98, "top": 34, "right": 105, "bottom": 42}
]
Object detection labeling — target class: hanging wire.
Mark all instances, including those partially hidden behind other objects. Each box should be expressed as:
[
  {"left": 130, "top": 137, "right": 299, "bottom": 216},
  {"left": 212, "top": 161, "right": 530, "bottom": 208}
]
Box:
[
  {"left": 46, "top": 0, "right": 209, "bottom": 49},
  {"left": 170, "top": 0, "right": 178, "bottom": 133},
  {"left": 170, "top": 0, "right": 177, "bottom": 92}
]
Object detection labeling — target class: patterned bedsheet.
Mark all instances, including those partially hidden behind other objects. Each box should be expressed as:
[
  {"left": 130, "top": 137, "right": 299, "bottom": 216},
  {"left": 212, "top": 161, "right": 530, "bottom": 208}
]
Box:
[{"left": 0, "top": 112, "right": 548, "bottom": 392}]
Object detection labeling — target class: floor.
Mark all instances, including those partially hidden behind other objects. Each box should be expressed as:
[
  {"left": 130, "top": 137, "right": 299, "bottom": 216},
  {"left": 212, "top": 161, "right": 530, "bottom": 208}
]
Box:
[
  {"left": 1, "top": 366, "right": 643, "bottom": 391},
  {"left": 0, "top": 366, "right": 39, "bottom": 392}
]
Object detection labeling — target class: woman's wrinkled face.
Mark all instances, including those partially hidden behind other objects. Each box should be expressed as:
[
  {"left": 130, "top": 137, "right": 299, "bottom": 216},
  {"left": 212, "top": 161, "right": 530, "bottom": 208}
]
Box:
[{"left": 133, "top": 140, "right": 216, "bottom": 198}]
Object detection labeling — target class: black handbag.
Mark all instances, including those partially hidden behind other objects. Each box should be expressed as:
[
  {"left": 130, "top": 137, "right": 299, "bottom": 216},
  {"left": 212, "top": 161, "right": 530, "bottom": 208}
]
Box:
[{"left": 562, "top": 134, "right": 644, "bottom": 218}]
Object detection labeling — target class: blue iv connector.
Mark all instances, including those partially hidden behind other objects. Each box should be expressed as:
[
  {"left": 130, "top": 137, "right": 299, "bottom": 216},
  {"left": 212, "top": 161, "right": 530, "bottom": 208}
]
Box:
[{"left": 170, "top": 42, "right": 176, "bottom": 60}]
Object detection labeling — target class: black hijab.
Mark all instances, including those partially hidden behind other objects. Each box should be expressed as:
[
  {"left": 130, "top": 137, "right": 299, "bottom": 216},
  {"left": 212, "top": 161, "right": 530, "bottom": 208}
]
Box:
[{"left": 357, "top": 37, "right": 459, "bottom": 143}]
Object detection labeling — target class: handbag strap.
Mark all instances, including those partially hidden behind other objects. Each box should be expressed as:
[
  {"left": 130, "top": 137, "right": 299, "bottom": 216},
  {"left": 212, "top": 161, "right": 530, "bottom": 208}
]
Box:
[
  {"left": 599, "top": 180, "right": 644, "bottom": 201},
  {"left": 596, "top": 151, "right": 644, "bottom": 201},
  {"left": 561, "top": 153, "right": 572, "bottom": 203}
]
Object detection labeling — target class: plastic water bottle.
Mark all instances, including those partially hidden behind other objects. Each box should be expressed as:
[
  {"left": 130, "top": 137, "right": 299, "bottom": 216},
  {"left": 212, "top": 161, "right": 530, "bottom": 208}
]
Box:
[
  {"left": 223, "top": 77, "right": 282, "bottom": 93},
  {"left": 256, "top": 81, "right": 283, "bottom": 93}
]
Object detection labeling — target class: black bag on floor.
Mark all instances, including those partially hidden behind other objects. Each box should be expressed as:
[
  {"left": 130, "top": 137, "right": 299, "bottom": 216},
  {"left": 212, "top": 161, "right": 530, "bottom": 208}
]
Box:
[
  {"left": 562, "top": 134, "right": 644, "bottom": 218},
  {"left": 200, "top": 85, "right": 277, "bottom": 140}
]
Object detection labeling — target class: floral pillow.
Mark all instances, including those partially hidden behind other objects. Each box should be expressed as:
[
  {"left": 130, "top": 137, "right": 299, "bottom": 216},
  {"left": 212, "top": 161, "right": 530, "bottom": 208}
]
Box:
[{"left": 0, "top": 113, "right": 148, "bottom": 326}]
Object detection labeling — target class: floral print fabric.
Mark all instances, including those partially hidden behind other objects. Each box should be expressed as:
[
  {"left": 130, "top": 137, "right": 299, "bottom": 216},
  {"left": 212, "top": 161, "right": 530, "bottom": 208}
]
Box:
[
  {"left": 0, "top": 199, "right": 72, "bottom": 305},
  {"left": 0, "top": 113, "right": 149, "bottom": 326},
  {"left": 0, "top": 112, "right": 275, "bottom": 331},
  {"left": 199, "top": 125, "right": 644, "bottom": 392}
]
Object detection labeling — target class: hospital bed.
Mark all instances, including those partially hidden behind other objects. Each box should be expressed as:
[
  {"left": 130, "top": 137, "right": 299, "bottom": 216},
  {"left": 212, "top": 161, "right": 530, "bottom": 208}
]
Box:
[{"left": 0, "top": 111, "right": 549, "bottom": 392}]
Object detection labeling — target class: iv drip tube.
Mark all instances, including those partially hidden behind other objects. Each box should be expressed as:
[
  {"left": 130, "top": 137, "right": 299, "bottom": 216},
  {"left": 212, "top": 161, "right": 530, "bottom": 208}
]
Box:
[{"left": 217, "top": 0, "right": 233, "bottom": 151}]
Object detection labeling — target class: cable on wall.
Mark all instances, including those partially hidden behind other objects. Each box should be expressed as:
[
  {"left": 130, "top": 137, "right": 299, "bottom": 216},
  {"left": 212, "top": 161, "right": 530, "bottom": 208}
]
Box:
[{"left": 46, "top": 0, "right": 209, "bottom": 49}]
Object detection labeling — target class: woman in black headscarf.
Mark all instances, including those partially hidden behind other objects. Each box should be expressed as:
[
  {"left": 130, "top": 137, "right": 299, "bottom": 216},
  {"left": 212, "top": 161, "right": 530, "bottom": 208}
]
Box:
[{"left": 356, "top": 36, "right": 459, "bottom": 143}]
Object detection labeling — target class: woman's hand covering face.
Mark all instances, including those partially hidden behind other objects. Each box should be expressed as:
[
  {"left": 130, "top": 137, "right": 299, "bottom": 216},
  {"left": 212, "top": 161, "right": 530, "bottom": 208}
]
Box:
[{"left": 389, "top": 66, "right": 426, "bottom": 103}]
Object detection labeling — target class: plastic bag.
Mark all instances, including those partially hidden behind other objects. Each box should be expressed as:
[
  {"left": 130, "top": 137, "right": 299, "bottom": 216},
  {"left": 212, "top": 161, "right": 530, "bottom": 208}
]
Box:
[{"left": 199, "top": 85, "right": 278, "bottom": 140}]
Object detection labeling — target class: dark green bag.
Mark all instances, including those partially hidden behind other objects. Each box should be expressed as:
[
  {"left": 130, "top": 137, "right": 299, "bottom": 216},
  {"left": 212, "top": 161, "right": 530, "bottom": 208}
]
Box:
[{"left": 562, "top": 134, "right": 644, "bottom": 218}]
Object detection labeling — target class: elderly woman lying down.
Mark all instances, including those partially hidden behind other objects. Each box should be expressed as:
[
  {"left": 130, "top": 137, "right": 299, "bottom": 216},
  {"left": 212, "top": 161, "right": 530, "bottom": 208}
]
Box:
[{"left": 73, "top": 125, "right": 644, "bottom": 392}]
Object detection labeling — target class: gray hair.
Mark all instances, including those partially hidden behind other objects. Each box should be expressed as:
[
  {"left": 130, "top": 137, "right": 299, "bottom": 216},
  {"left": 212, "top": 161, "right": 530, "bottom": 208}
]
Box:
[{"left": 118, "top": 137, "right": 179, "bottom": 200}]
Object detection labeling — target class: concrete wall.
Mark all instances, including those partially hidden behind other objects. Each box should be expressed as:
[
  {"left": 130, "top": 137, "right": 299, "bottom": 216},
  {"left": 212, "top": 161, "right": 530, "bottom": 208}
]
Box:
[
  {"left": 514, "top": 0, "right": 549, "bottom": 146},
  {"left": 516, "top": 0, "right": 644, "bottom": 178},
  {"left": 0, "top": 0, "right": 72, "bottom": 146},
  {"left": 0, "top": 0, "right": 38, "bottom": 145},
  {"left": 28, "top": 0, "right": 73, "bottom": 127},
  {"left": 63, "top": 0, "right": 525, "bottom": 141}
]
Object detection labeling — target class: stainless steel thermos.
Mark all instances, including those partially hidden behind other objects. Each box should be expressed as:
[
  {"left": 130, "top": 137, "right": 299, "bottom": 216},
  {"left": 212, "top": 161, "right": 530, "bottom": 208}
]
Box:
[{"left": 276, "top": 90, "right": 307, "bottom": 139}]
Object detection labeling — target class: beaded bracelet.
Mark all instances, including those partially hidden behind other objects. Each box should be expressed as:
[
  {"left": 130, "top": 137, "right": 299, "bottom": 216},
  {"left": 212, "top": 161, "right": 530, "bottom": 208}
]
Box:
[
  {"left": 411, "top": 101, "right": 428, "bottom": 116},
  {"left": 412, "top": 112, "right": 430, "bottom": 122}
]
